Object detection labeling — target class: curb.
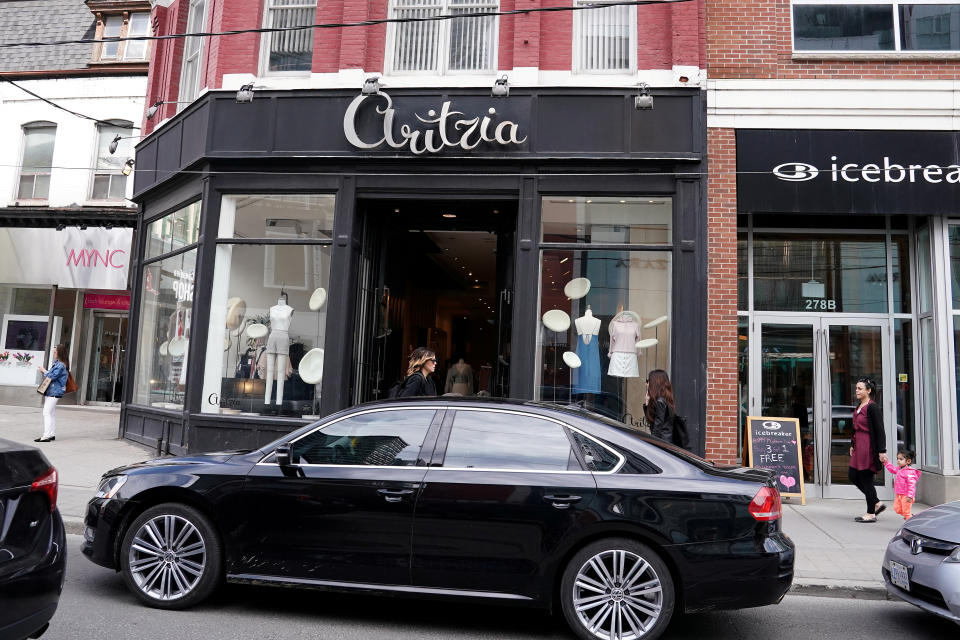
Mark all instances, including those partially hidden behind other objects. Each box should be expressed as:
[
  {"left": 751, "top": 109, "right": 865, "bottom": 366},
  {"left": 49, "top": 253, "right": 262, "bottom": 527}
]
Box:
[
  {"left": 790, "top": 579, "right": 891, "bottom": 600},
  {"left": 63, "top": 516, "right": 85, "bottom": 536}
]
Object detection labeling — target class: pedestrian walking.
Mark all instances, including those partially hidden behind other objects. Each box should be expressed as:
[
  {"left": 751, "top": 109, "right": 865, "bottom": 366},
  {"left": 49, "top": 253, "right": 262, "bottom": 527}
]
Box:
[
  {"left": 644, "top": 369, "right": 690, "bottom": 449},
  {"left": 394, "top": 347, "right": 438, "bottom": 398},
  {"left": 849, "top": 377, "right": 887, "bottom": 522},
  {"left": 35, "top": 344, "right": 69, "bottom": 443},
  {"left": 882, "top": 448, "right": 921, "bottom": 520}
]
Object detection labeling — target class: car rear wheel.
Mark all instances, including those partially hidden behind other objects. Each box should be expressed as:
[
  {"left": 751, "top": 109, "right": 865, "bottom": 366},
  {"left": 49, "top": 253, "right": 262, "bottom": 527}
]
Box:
[
  {"left": 120, "top": 503, "right": 222, "bottom": 609},
  {"left": 560, "top": 538, "right": 675, "bottom": 640}
]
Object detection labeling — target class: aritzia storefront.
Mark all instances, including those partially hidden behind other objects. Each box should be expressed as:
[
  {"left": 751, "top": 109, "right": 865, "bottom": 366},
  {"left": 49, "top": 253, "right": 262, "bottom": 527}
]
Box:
[{"left": 122, "top": 86, "right": 707, "bottom": 455}]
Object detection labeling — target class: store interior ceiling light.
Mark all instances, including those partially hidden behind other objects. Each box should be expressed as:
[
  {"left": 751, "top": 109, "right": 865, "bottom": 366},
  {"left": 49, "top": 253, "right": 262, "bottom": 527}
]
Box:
[{"left": 443, "top": 213, "right": 457, "bottom": 218}]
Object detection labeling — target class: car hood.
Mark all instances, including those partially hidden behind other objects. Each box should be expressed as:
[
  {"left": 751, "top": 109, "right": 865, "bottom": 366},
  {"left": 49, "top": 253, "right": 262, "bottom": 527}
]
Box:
[
  {"left": 904, "top": 500, "right": 960, "bottom": 544},
  {"left": 105, "top": 450, "right": 252, "bottom": 475}
]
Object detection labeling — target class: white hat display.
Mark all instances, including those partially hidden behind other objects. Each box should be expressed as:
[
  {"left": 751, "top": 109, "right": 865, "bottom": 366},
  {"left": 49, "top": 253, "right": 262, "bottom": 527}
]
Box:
[
  {"left": 542, "top": 309, "right": 571, "bottom": 333},
  {"left": 309, "top": 287, "right": 327, "bottom": 311},
  {"left": 246, "top": 323, "right": 268, "bottom": 339},
  {"left": 299, "top": 348, "right": 325, "bottom": 385},
  {"left": 644, "top": 315, "right": 669, "bottom": 329},
  {"left": 159, "top": 341, "right": 169, "bottom": 357},
  {"left": 562, "top": 351, "right": 582, "bottom": 368},
  {"left": 167, "top": 337, "right": 188, "bottom": 357},
  {"left": 225, "top": 297, "right": 247, "bottom": 330},
  {"left": 563, "top": 277, "right": 591, "bottom": 300},
  {"left": 635, "top": 338, "right": 658, "bottom": 349}
]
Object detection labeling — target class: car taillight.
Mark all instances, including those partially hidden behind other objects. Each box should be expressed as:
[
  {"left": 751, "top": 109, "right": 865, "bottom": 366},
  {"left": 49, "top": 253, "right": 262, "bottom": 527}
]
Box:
[
  {"left": 748, "top": 486, "right": 781, "bottom": 521},
  {"left": 30, "top": 467, "right": 58, "bottom": 512}
]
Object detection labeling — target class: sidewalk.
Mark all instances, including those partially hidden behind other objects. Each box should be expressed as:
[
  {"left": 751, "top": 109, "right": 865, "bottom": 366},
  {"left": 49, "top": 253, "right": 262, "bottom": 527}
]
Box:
[{"left": 1, "top": 403, "right": 911, "bottom": 599}]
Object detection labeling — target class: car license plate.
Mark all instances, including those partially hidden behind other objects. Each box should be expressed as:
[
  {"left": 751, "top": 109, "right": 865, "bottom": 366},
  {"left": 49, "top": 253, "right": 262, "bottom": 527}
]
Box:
[{"left": 890, "top": 561, "right": 910, "bottom": 591}]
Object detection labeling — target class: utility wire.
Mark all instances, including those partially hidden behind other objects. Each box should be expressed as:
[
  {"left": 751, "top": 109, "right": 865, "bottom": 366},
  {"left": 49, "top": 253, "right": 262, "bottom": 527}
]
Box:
[
  {"left": 0, "top": 76, "right": 141, "bottom": 130},
  {"left": 0, "top": 0, "right": 691, "bottom": 50}
]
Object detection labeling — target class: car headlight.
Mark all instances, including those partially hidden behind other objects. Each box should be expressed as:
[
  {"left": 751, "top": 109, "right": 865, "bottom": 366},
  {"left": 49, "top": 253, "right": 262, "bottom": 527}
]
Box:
[
  {"left": 95, "top": 475, "right": 127, "bottom": 499},
  {"left": 947, "top": 545, "right": 960, "bottom": 563}
]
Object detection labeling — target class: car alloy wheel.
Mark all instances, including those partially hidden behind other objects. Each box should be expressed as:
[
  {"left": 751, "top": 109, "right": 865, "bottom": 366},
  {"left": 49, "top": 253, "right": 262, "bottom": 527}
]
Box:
[
  {"left": 561, "top": 538, "right": 674, "bottom": 640},
  {"left": 120, "top": 503, "right": 222, "bottom": 609}
]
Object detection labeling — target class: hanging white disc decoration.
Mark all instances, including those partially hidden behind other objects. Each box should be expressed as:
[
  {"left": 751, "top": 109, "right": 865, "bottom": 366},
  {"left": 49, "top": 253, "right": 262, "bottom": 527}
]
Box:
[
  {"left": 159, "top": 341, "right": 169, "bottom": 357},
  {"left": 635, "top": 338, "right": 658, "bottom": 349},
  {"left": 225, "top": 297, "right": 247, "bottom": 330},
  {"left": 562, "top": 351, "right": 582, "bottom": 368},
  {"left": 167, "top": 337, "right": 187, "bottom": 357},
  {"left": 644, "top": 314, "right": 669, "bottom": 329},
  {"left": 309, "top": 287, "right": 327, "bottom": 311},
  {"left": 299, "top": 348, "right": 325, "bottom": 384},
  {"left": 542, "top": 309, "right": 571, "bottom": 332},
  {"left": 246, "top": 323, "right": 268, "bottom": 339},
  {"left": 563, "top": 277, "right": 591, "bottom": 300}
]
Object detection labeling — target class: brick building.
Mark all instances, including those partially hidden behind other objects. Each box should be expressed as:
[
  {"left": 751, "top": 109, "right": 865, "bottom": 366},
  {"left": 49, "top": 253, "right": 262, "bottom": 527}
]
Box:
[
  {"left": 707, "top": 0, "right": 960, "bottom": 502},
  {"left": 121, "top": 0, "right": 710, "bottom": 455}
]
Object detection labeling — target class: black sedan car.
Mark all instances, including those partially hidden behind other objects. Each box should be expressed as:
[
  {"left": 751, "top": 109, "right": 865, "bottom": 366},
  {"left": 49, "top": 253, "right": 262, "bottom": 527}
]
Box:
[
  {"left": 82, "top": 400, "right": 793, "bottom": 640},
  {"left": 0, "top": 438, "right": 66, "bottom": 640}
]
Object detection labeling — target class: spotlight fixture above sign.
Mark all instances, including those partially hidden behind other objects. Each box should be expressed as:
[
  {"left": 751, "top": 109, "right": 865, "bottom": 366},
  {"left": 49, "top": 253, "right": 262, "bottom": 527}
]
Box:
[
  {"left": 491, "top": 74, "right": 509, "bottom": 98},
  {"left": 361, "top": 76, "right": 381, "bottom": 95}
]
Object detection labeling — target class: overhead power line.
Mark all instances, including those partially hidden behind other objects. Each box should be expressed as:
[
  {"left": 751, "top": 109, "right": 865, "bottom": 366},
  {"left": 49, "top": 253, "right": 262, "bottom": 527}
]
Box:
[
  {"left": 0, "top": 76, "right": 140, "bottom": 130},
  {"left": 0, "top": 0, "right": 692, "bottom": 50}
]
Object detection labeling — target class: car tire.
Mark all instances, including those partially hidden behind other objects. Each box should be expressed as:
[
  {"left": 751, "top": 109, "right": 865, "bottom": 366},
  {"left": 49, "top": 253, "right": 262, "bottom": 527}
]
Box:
[
  {"left": 560, "top": 537, "right": 675, "bottom": 640},
  {"left": 119, "top": 502, "right": 222, "bottom": 609}
]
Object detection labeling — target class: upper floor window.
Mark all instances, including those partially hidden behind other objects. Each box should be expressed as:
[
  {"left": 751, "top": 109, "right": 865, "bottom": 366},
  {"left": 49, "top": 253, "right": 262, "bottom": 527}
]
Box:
[
  {"left": 388, "top": 0, "right": 498, "bottom": 74},
  {"left": 91, "top": 121, "right": 132, "bottom": 201},
  {"left": 179, "top": 0, "right": 208, "bottom": 105},
  {"left": 793, "top": 2, "right": 960, "bottom": 51},
  {"left": 261, "top": 0, "right": 316, "bottom": 74},
  {"left": 574, "top": 0, "right": 636, "bottom": 72},
  {"left": 95, "top": 11, "right": 151, "bottom": 62},
  {"left": 17, "top": 123, "right": 56, "bottom": 201}
]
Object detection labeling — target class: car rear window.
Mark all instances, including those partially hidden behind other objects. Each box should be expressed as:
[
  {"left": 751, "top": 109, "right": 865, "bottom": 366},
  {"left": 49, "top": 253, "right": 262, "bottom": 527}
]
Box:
[{"left": 441, "top": 411, "right": 581, "bottom": 471}]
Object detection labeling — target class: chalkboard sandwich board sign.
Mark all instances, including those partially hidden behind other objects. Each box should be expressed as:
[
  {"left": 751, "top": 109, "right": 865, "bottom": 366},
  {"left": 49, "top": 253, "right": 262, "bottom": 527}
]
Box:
[{"left": 746, "top": 416, "right": 806, "bottom": 505}]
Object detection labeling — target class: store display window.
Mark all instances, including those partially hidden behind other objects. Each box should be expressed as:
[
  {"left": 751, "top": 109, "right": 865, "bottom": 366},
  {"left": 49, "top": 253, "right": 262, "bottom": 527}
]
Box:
[
  {"left": 144, "top": 201, "right": 201, "bottom": 260},
  {"left": 541, "top": 196, "right": 671, "bottom": 244},
  {"left": 201, "top": 194, "right": 334, "bottom": 418},
  {"left": 537, "top": 196, "right": 672, "bottom": 425}
]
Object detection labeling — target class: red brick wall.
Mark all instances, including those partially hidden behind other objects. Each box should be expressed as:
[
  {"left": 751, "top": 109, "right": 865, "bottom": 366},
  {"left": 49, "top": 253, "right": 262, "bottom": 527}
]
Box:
[
  {"left": 705, "top": 127, "right": 738, "bottom": 465},
  {"left": 708, "top": 0, "right": 960, "bottom": 79}
]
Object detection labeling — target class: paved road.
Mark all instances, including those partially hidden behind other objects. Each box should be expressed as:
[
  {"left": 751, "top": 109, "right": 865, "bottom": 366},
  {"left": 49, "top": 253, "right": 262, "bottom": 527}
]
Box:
[{"left": 49, "top": 535, "right": 957, "bottom": 640}]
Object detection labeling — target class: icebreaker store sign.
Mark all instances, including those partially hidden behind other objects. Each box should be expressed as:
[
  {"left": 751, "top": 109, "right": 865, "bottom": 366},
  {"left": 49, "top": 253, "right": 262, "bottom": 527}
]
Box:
[
  {"left": 0, "top": 227, "right": 132, "bottom": 290},
  {"left": 343, "top": 91, "right": 527, "bottom": 155},
  {"left": 736, "top": 130, "right": 960, "bottom": 215}
]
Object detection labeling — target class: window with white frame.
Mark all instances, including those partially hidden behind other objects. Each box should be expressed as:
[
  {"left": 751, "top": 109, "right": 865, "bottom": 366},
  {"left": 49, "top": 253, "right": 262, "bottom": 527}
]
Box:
[
  {"left": 574, "top": 0, "right": 636, "bottom": 72},
  {"left": 179, "top": 0, "right": 208, "bottom": 105},
  {"left": 389, "top": 0, "right": 498, "bottom": 74},
  {"left": 95, "top": 12, "right": 151, "bottom": 62},
  {"left": 17, "top": 123, "right": 56, "bottom": 201},
  {"left": 793, "top": 2, "right": 960, "bottom": 51},
  {"left": 261, "top": 0, "right": 316, "bottom": 74},
  {"left": 91, "top": 122, "right": 132, "bottom": 201}
]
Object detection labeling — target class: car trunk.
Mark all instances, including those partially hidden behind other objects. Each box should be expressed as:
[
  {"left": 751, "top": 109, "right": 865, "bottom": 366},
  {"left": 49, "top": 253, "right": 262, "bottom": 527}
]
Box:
[{"left": 0, "top": 440, "right": 56, "bottom": 580}]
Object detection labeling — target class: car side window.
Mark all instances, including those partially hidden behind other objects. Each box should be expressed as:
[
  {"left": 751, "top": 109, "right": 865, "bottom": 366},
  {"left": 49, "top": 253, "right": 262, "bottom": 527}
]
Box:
[
  {"left": 569, "top": 430, "right": 620, "bottom": 472},
  {"left": 441, "top": 411, "right": 581, "bottom": 471},
  {"left": 290, "top": 409, "right": 435, "bottom": 466}
]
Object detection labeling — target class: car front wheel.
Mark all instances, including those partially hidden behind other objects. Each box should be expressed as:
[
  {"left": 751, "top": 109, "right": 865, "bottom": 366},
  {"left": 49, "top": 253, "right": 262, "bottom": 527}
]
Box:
[
  {"left": 120, "top": 503, "right": 222, "bottom": 609},
  {"left": 560, "top": 538, "right": 675, "bottom": 640}
]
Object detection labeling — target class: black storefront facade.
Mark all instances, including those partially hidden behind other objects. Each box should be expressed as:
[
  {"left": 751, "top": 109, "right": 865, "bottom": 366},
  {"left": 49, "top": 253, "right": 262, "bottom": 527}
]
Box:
[{"left": 121, "top": 87, "right": 707, "bottom": 456}]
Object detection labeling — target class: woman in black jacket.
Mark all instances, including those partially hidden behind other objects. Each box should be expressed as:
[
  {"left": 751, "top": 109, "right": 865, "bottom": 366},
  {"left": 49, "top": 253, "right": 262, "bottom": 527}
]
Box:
[
  {"left": 645, "top": 370, "right": 678, "bottom": 443},
  {"left": 397, "top": 347, "right": 438, "bottom": 397},
  {"left": 849, "top": 377, "right": 887, "bottom": 522}
]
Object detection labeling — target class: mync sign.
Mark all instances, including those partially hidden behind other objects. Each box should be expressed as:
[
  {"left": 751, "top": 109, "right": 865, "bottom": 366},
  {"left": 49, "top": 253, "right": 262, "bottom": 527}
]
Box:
[
  {"left": 0, "top": 227, "right": 132, "bottom": 289},
  {"left": 737, "top": 130, "right": 960, "bottom": 215}
]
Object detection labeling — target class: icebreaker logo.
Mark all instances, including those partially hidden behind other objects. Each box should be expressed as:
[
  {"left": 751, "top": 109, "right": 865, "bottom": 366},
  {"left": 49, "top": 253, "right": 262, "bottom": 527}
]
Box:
[
  {"left": 761, "top": 421, "right": 783, "bottom": 430},
  {"left": 772, "top": 162, "right": 820, "bottom": 182}
]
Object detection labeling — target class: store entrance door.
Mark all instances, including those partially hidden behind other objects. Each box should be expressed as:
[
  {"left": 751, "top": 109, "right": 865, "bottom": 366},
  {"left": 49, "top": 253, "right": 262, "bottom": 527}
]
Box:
[
  {"left": 750, "top": 317, "right": 893, "bottom": 499},
  {"left": 86, "top": 313, "right": 127, "bottom": 405},
  {"left": 353, "top": 199, "right": 515, "bottom": 404}
]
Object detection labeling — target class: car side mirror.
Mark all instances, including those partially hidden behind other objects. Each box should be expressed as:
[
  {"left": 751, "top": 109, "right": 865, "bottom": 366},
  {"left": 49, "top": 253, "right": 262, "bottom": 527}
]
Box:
[{"left": 276, "top": 444, "right": 293, "bottom": 467}]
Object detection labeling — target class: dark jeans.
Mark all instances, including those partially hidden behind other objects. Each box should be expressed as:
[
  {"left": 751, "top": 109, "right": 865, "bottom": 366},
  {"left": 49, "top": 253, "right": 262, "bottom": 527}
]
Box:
[{"left": 849, "top": 467, "right": 879, "bottom": 514}]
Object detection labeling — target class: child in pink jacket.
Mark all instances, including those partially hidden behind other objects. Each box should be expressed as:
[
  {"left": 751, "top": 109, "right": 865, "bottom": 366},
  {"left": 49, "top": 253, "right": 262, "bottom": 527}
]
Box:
[{"left": 883, "top": 449, "right": 921, "bottom": 520}]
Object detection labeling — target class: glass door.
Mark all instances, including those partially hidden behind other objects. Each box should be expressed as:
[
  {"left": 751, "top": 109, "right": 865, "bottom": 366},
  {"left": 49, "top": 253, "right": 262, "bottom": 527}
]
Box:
[
  {"left": 752, "top": 318, "right": 893, "bottom": 499},
  {"left": 87, "top": 313, "right": 127, "bottom": 405}
]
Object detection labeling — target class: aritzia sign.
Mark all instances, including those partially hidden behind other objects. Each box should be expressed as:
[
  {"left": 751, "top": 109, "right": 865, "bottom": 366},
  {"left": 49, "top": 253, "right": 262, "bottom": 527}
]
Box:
[{"left": 343, "top": 90, "right": 527, "bottom": 155}]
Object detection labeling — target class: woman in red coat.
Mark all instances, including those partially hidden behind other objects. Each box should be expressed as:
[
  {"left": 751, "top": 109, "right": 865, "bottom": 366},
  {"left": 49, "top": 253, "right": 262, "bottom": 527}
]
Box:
[{"left": 849, "top": 377, "right": 887, "bottom": 522}]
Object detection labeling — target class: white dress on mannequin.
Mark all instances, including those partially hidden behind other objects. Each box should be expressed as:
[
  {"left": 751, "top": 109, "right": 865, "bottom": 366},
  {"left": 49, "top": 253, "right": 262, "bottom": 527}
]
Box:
[{"left": 265, "top": 299, "right": 294, "bottom": 405}]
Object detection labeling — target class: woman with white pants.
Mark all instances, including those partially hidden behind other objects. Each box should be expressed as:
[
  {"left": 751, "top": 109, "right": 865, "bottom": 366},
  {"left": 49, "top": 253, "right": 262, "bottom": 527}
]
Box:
[{"left": 36, "top": 344, "right": 69, "bottom": 443}]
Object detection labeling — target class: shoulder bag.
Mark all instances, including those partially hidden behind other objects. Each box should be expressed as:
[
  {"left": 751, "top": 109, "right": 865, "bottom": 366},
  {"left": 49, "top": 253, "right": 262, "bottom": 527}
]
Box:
[{"left": 37, "top": 376, "right": 52, "bottom": 395}]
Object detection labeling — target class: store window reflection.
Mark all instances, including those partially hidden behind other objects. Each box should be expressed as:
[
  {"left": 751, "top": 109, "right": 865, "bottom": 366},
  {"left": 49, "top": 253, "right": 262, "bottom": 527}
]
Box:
[{"left": 201, "top": 194, "right": 334, "bottom": 417}]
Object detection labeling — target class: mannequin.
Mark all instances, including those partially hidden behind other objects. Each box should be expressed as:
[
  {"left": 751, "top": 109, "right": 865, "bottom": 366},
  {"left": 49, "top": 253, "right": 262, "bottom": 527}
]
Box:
[
  {"left": 573, "top": 306, "right": 601, "bottom": 394},
  {"left": 265, "top": 292, "right": 294, "bottom": 406},
  {"left": 445, "top": 358, "right": 474, "bottom": 395},
  {"left": 607, "top": 310, "right": 641, "bottom": 378}
]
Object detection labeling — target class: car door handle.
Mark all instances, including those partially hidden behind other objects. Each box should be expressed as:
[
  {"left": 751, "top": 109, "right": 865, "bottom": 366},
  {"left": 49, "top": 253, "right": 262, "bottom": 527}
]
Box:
[
  {"left": 377, "top": 488, "right": 414, "bottom": 503},
  {"left": 544, "top": 494, "right": 582, "bottom": 509}
]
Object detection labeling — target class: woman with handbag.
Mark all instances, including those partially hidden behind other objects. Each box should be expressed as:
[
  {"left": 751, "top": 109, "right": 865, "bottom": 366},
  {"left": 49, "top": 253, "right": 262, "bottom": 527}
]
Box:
[{"left": 35, "top": 344, "right": 69, "bottom": 443}]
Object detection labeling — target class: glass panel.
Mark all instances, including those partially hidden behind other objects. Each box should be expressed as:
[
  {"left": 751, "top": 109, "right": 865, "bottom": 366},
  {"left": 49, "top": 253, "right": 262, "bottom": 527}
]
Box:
[
  {"left": 91, "top": 175, "right": 110, "bottom": 200},
  {"left": 17, "top": 175, "right": 36, "bottom": 200},
  {"left": 760, "top": 324, "right": 814, "bottom": 482},
  {"left": 949, "top": 225, "right": 960, "bottom": 309},
  {"left": 22, "top": 126, "right": 56, "bottom": 170},
  {"left": 569, "top": 430, "right": 619, "bottom": 471},
  {"left": 442, "top": 411, "right": 578, "bottom": 471},
  {"left": 753, "top": 234, "right": 888, "bottom": 313},
  {"left": 900, "top": 4, "right": 960, "bottom": 50},
  {"left": 448, "top": 0, "right": 498, "bottom": 71},
  {"left": 201, "top": 243, "right": 332, "bottom": 417},
  {"left": 108, "top": 174, "right": 127, "bottom": 200},
  {"left": 954, "top": 316, "right": 960, "bottom": 466},
  {"left": 738, "top": 234, "right": 748, "bottom": 311},
  {"left": 290, "top": 410, "right": 435, "bottom": 466},
  {"left": 541, "top": 196, "right": 672, "bottom": 244},
  {"left": 144, "top": 201, "right": 202, "bottom": 259},
  {"left": 87, "top": 316, "right": 124, "bottom": 403},
  {"left": 218, "top": 194, "right": 335, "bottom": 240},
  {"left": 179, "top": 0, "right": 206, "bottom": 103},
  {"left": 132, "top": 249, "right": 197, "bottom": 409},
  {"left": 827, "top": 325, "right": 883, "bottom": 487},
  {"left": 576, "top": 0, "right": 632, "bottom": 71},
  {"left": 738, "top": 316, "right": 749, "bottom": 464},
  {"left": 392, "top": 0, "right": 442, "bottom": 72},
  {"left": 123, "top": 12, "right": 150, "bottom": 60},
  {"left": 267, "top": 0, "right": 316, "bottom": 72},
  {"left": 95, "top": 124, "right": 130, "bottom": 170},
  {"left": 537, "top": 249, "right": 671, "bottom": 425},
  {"left": 32, "top": 175, "right": 50, "bottom": 200},
  {"left": 793, "top": 4, "right": 895, "bottom": 50},
  {"left": 920, "top": 316, "right": 940, "bottom": 467},
  {"left": 891, "top": 234, "right": 911, "bottom": 314},
  {"left": 101, "top": 15, "right": 122, "bottom": 59},
  {"left": 894, "top": 318, "right": 915, "bottom": 454},
  {"left": 917, "top": 224, "right": 932, "bottom": 313}
]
